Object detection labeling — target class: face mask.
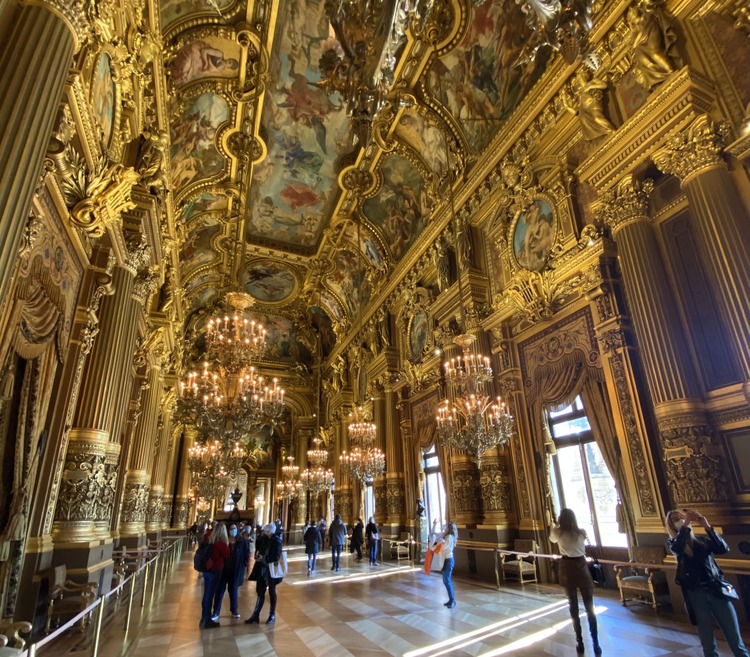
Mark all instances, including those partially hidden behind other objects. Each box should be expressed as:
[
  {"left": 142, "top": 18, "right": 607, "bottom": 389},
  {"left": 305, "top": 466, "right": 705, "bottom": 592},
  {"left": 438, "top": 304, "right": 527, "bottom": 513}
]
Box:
[
  {"left": 230, "top": 529, "right": 238, "bottom": 537},
  {"left": 673, "top": 519, "right": 684, "bottom": 531}
]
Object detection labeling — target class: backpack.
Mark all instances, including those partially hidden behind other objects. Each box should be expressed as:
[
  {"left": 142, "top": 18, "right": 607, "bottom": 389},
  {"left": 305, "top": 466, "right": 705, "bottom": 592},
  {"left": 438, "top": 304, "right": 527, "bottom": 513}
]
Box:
[{"left": 194, "top": 541, "right": 211, "bottom": 572}]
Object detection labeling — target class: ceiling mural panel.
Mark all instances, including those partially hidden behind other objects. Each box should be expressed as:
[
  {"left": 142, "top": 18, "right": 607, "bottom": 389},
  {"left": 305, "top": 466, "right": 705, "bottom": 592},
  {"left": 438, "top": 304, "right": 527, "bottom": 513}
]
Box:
[
  {"left": 179, "top": 192, "right": 228, "bottom": 224},
  {"left": 260, "top": 314, "right": 305, "bottom": 361},
  {"left": 310, "top": 306, "right": 335, "bottom": 356},
  {"left": 342, "top": 223, "right": 386, "bottom": 270},
  {"left": 170, "top": 92, "right": 230, "bottom": 191},
  {"left": 393, "top": 108, "right": 450, "bottom": 180},
  {"left": 245, "top": 0, "right": 352, "bottom": 250},
  {"left": 188, "top": 285, "right": 219, "bottom": 313},
  {"left": 180, "top": 215, "right": 222, "bottom": 278},
  {"left": 362, "top": 155, "right": 430, "bottom": 262},
  {"left": 327, "top": 249, "right": 371, "bottom": 320},
  {"left": 171, "top": 36, "right": 242, "bottom": 88},
  {"left": 160, "top": 0, "right": 236, "bottom": 32},
  {"left": 319, "top": 289, "right": 345, "bottom": 325},
  {"left": 426, "top": 1, "right": 548, "bottom": 153},
  {"left": 242, "top": 261, "right": 298, "bottom": 303}
]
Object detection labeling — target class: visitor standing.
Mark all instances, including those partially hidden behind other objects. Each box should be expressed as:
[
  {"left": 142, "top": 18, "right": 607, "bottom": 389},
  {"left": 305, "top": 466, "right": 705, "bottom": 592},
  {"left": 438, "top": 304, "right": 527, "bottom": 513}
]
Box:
[{"left": 329, "top": 514, "right": 347, "bottom": 572}]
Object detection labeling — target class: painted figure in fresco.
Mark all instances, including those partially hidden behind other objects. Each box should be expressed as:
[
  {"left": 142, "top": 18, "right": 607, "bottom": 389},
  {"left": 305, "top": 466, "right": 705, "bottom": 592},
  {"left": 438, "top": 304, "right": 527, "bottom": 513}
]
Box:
[
  {"left": 627, "top": 0, "right": 680, "bottom": 90},
  {"left": 516, "top": 201, "right": 555, "bottom": 271},
  {"left": 172, "top": 40, "right": 240, "bottom": 86},
  {"left": 92, "top": 55, "right": 115, "bottom": 144}
]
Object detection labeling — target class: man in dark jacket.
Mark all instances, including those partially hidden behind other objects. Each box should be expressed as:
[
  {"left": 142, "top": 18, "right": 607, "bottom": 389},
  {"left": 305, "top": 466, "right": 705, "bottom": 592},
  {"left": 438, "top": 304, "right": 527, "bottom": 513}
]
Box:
[
  {"left": 304, "top": 522, "right": 322, "bottom": 574},
  {"left": 328, "top": 514, "right": 347, "bottom": 572},
  {"left": 351, "top": 518, "right": 364, "bottom": 562}
]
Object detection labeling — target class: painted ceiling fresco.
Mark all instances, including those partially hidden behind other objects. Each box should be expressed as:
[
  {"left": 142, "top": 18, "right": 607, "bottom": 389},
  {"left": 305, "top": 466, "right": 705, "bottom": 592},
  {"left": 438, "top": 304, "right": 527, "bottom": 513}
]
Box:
[
  {"left": 427, "top": 0, "right": 549, "bottom": 153},
  {"left": 170, "top": 92, "right": 229, "bottom": 190},
  {"left": 362, "top": 155, "right": 430, "bottom": 262},
  {"left": 242, "top": 261, "right": 297, "bottom": 303},
  {"left": 393, "top": 108, "right": 450, "bottom": 180},
  {"left": 244, "top": 0, "right": 352, "bottom": 251},
  {"left": 327, "top": 250, "right": 371, "bottom": 320},
  {"left": 160, "top": 0, "right": 236, "bottom": 31},
  {"left": 170, "top": 36, "right": 241, "bottom": 88}
]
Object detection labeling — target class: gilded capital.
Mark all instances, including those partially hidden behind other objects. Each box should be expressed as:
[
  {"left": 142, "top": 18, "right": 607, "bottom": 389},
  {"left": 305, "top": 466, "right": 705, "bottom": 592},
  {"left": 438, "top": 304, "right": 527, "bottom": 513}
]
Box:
[
  {"left": 22, "top": 0, "right": 91, "bottom": 52},
  {"left": 593, "top": 176, "right": 654, "bottom": 235},
  {"left": 652, "top": 116, "right": 728, "bottom": 185}
]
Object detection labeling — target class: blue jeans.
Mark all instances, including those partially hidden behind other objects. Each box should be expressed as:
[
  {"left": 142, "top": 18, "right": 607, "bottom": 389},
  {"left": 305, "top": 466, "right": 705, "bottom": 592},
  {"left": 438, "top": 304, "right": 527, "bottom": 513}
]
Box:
[
  {"left": 212, "top": 574, "right": 239, "bottom": 616},
  {"left": 442, "top": 557, "right": 455, "bottom": 603},
  {"left": 369, "top": 541, "right": 378, "bottom": 564},
  {"left": 307, "top": 552, "right": 317, "bottom": 571},
  {"left": 685, "top": 586, "right": 749, "bottom": 657},
  {"left": 201, "top": 571, "right": 220, "bottom": 624},
  {"left": 331, "top": 545, "right": 342, "bottom": 569}
]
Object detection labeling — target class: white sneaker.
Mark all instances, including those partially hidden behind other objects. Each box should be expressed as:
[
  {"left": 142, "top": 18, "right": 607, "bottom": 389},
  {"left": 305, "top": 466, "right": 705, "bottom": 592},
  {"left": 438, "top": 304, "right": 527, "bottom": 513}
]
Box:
[{"left": 211, "top": 615, "right": 219, "bottom": 622}]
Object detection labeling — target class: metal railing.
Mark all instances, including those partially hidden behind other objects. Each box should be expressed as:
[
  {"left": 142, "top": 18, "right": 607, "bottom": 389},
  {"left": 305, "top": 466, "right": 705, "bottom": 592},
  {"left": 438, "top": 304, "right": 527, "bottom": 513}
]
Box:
[{"left": 22, "top": 536, "right": 185, "bottom": 657}]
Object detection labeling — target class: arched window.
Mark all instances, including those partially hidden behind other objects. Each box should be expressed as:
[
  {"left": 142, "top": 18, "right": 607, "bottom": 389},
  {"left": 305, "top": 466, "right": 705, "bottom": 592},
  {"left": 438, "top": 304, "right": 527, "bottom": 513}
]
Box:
[{"left": 547, "top": 396, "right": 626, "bottom": 547}]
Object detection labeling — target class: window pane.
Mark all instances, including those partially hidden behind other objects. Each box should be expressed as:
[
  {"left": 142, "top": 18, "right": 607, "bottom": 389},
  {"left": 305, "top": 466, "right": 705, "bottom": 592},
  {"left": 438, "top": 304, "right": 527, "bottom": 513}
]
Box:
[
  {"left": 555, "top": 445, "right": 595, "bottom": 540},
  {"left": 584, "top": 442, "right": 628, "bottom": 547},
  {"left": 551, "top": 415, "right": 592, "bottom": 439},
  {"left": 549, "top": 403, "right": 574, "bottom": 419}
]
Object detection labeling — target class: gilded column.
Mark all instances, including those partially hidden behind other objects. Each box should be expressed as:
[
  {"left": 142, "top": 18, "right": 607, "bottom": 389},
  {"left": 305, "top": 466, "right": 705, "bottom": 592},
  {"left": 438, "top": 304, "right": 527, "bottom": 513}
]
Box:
[
  {"left": 52, "top": 265, "right": 138, "bottom": 541},
  {"left": 120, "top": 356, "right": 162, "bottom": 536},
  {"left": 146, "top": 395, "right": 173, "bottom": 533},
  {"left": 653, "top": 115, "right": 750, "bottom": 380},
  {"left": 595, "top": 176, "right": 728, "bottom": 509},
  {"left": 479, "top": 453, "right": 513, "bottom": 526},
  {"left": 383, "top": 380, "right": 405, "bottom": 526},
  {"left": 450, "top": 454, "right": 482, "bottom": 526},
  {"left": 0, "top": 1, "right": 84, "bottom": 303},
  {"left": 372, "top": 384, "right": 387, "bottom": 523},
  {"left": 171, "top": 427, "right": 192, "bottom": 528}
]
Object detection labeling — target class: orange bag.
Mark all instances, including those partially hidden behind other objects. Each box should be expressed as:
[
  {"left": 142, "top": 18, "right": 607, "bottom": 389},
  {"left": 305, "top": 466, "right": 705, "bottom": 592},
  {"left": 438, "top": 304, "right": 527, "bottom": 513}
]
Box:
[{"left": 423, "top": 541, "right": 443, "bottom": 575}]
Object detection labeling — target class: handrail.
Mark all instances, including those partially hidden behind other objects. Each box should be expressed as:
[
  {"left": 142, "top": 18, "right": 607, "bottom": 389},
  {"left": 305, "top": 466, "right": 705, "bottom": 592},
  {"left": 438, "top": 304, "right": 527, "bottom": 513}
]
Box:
[{"left": 23, "top": 537, "right": 185, "bottom": 657}]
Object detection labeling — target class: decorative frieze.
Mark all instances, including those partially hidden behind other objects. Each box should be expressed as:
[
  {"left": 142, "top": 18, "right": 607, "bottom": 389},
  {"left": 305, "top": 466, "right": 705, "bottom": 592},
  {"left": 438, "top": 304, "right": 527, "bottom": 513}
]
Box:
[
  {"left": 451, "top": 456, "right": 482, "bottom": 522},
  {"left": 479, "top": 456, "right": 513, "bottom": 517},
  {"left": 385, "top": 478, "right": 406, "bottom": 520},
  {"left": 120, "top": 480, "right": 150, "bottom": 526}
]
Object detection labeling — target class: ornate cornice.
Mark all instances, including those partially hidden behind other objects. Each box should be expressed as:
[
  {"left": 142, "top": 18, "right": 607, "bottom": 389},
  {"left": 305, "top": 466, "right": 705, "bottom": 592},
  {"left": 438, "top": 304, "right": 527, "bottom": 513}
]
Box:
[{"left": 652, "top": 115, "right": 729, "bottom": 185}]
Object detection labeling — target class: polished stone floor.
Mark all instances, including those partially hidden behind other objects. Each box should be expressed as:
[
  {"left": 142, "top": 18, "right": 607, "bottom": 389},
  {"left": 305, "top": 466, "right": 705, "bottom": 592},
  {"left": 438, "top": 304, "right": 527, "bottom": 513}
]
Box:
[{"left": 89, "top": 547, "right": 746, "bottom": 657}]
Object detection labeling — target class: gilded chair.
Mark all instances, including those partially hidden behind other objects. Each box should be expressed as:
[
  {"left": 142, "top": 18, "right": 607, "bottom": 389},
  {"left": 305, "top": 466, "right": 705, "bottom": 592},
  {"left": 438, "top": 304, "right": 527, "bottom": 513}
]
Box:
[
  {"left": 500, "top": 539, "right": 539, "bottom": 585},
  {"left": 390, "top": 533, "right": 411, "bottom": 561},
  {"left": 614, "top": 546, "right": 669, "bottom": 609},
  {"left": 45, "top": 565, "right": 98, "bottom": 633}
]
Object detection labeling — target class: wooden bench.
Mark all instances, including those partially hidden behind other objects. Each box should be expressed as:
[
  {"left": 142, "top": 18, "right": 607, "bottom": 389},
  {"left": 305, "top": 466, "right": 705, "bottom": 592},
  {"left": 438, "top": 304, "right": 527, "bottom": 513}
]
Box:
[{"left": 42, "top": 565, "right": 97, "bottom": 633}]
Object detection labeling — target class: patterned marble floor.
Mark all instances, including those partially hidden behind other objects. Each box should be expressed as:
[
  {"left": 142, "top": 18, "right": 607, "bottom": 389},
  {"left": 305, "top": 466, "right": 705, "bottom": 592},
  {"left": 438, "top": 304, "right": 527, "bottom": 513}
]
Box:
[{"left": 90, "top": 547, "right": 746, "bottom": 657}]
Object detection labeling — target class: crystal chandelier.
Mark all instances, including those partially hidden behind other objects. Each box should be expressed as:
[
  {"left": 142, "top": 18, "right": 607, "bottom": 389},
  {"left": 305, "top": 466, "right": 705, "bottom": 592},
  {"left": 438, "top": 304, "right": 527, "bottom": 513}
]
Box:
[
  {"left": 277, "top": 455, "right": 303, "bottom": 501},
  {"left": 188, "top": 439, "right": 246, "bottom": 504},
  {"left": 340, "top": 406, "right": 386, "bottom": 486},
  {"left": 319, "top": 0, "right": 436, "bottom": 147},
  {"left": 176, "top": 292, "right": 285, "bottom": 447},
  {"left": 301, "top": 437, "right": 334, "bottom": 496},
  {"left": 435, "top": 334, "right": 515, "bottom": 465}
]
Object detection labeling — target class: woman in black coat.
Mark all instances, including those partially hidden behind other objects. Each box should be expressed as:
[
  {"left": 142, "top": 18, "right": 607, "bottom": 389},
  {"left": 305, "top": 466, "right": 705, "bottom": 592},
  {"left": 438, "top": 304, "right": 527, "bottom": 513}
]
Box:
[
  {"left": 351, "top": 518, "right": 365, "bottom": 562},
  {"left": 304, "top": 522, "right": 322, "bottom": 575},
  {"left": 212, "top": 523, "right": 250, "bottom": 620},
  {"left": 365, "top": 516, "right": 379, "bottom": 565},
  {"left": 245, "top": 523, "right": 284, "bottom": 625}
]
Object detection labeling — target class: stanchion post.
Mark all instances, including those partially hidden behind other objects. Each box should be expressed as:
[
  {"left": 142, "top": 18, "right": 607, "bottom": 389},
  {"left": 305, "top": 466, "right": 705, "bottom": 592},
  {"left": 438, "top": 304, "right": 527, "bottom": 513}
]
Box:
[
  {"left": 91, "top": 598, "right": 106, "bottom": 657},
  {"left": 493, "top": 549, "right": 501, "bottom": 590},
  {"left": 124, "top": 573, "right": 136, "bottom": 639},
  {"left": 141, "top": 562, "right": 150, "bottom": 609}
]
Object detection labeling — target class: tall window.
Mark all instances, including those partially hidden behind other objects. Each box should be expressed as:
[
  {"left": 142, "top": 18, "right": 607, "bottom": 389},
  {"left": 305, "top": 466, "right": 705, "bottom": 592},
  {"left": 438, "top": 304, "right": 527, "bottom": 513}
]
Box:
[
  {"left": 547, "top": 396, "right": 626, "bottom": 547},
  {"left": 421, "top": 444, "right": 447, "bottom": 528},
  {"left": 364, "top": 481, "right": 375, "bottom": 521}
]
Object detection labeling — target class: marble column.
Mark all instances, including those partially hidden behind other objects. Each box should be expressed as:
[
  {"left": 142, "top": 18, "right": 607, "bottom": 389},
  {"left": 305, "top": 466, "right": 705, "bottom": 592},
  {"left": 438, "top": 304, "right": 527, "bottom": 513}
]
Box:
[
  {"left": 653, "top": 115, "right": 750, "bottom": 380},
  {"left": 53, "top": 266, "right": 138, "bottom": 541},
  {"left": 595, "top": 175, "right": 728, "bottom": 508},
  {"left": 0, "top": 1, "right": 82, "bottom": 303}
]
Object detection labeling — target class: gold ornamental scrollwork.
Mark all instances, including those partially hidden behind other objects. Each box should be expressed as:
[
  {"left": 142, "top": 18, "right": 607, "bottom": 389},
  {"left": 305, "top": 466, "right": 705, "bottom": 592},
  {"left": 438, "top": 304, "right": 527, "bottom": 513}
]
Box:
[{"left": 61, "top": 154, "right": 140, "bottom": 238}]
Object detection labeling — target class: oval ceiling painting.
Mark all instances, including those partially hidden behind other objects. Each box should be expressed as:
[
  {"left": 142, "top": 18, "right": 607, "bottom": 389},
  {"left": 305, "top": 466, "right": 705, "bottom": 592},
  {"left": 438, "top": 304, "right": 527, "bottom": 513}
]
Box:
[
  {"left": 243, "top": 261, "right": 297, "bottom": 303},
  {"left": 91, "top": 52, "right": 116, "bottom": 147}
]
